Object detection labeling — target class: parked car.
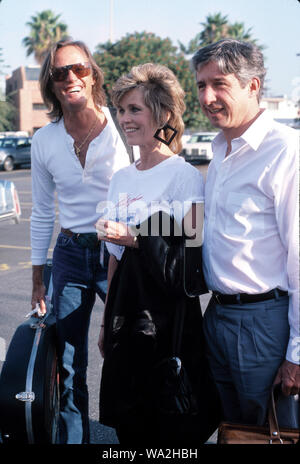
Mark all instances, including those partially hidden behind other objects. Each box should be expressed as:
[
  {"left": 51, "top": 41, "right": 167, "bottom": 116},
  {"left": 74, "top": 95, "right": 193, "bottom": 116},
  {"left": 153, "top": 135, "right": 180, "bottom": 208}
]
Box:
[
  {"left": 0, "top": 179, "right": 21, "bottom": 224},
  {"left": 180, "top": 132, "right": 218, "bottom": 163},
  {"left": 0, "top": 136, "right": 32, "bottom": 171}
]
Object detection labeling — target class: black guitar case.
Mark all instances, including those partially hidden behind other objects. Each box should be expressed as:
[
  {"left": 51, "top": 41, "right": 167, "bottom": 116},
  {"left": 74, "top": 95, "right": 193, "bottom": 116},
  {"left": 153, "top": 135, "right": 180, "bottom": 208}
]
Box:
[{"left": 0, "top": 259, "right": 59, "bottom": 443}]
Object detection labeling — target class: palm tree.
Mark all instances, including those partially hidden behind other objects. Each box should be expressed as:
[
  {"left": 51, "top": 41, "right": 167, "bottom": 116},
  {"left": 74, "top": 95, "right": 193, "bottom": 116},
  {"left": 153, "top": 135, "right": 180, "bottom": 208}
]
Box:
[
  {"left": 227, "top": 22, "right": 255, "bottom": 43},
  {"left": 199, "top": 13, "right": 229, "bottom": 47},
  {"left": 180, "top": 12, "right": 262, "bottom": 55},
  {"left": 22, "top": 10, "right": 69, "bottom": 65}
]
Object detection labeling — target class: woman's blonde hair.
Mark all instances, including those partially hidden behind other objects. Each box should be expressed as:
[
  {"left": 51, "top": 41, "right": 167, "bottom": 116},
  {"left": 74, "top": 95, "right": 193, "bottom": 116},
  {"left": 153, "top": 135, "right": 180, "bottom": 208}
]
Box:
[{"left": 111, "top": 63, "right": 185, "bottom": 154}]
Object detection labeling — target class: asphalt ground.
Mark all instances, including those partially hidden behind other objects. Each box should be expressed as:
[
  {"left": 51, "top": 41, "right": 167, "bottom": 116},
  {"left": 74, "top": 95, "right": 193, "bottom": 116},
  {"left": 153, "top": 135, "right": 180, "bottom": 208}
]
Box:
[{"left": 0, "top": 163, "right": 218, "bottom": 448}]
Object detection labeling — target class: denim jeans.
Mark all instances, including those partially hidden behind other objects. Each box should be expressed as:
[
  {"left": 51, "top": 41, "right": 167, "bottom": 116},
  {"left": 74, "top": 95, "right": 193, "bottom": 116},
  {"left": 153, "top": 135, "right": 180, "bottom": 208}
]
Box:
[
  {"left": 52, "top": 232, "right": 108, "bottom": 444},
  {"left": 203, "top": 294, "right": 292, "bottom": 426}
]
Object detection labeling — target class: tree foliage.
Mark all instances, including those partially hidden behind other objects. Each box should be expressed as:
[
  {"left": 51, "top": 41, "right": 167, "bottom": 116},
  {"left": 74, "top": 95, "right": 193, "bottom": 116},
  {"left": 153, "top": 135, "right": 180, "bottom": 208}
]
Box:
[
  {"left": 180, "top": 13, "right": 260, "bottom": 55},
  {"left": 94, "top": 31, "right": 212, "bottom": 130},
  {"left": 0, "top": 94, "right": 16, "bottom": 131},
  {"left": 0, "top": 47, "right": 9, "bottom": 78},
  {"left": 0, "top": 48, "right": 15, "bottom": 131},
  {"left": 94, "top": 32, "right": 179, "bottom": 98},
  {"left": 22, "top": 10, "right": 69, "bottom": 65}
]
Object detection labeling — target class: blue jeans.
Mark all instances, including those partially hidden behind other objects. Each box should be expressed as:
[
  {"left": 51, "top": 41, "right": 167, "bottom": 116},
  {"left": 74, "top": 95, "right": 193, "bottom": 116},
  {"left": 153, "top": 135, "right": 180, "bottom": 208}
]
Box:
[
  {"left": 203, "top": 294, "right": 292, "bottom": 426},
  {"left": 52, "top": 232, "right": 108, "bottom": 444}
]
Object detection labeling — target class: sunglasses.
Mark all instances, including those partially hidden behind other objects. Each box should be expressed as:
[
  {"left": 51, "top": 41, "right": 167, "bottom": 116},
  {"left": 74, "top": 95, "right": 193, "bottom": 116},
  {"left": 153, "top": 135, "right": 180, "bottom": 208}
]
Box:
[{"left": 50, "top": 62, "right": 92, "bottom": 82}]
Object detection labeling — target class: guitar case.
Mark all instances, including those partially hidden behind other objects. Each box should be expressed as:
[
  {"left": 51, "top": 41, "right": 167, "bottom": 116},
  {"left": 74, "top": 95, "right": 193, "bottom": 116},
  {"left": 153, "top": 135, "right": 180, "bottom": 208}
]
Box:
[{"left": 0, "top": 259, "right": 59, "bottom": 443}]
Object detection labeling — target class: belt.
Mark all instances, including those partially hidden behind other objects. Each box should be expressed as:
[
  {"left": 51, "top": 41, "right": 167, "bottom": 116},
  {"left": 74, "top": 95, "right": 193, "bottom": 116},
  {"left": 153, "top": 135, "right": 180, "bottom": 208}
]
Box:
[
  {"left": 61, "top": 228, "right": 99, "bottom": 249},
  {"left": 61, "top": 227, "right": 76, "bottom": 238},
  {"left": 213, "top": 288, "right": 288, "bottom": 305}
]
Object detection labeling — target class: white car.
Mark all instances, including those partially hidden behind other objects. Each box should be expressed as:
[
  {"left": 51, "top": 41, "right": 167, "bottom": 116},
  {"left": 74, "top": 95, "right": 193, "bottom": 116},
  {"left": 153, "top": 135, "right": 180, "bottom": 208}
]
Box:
[{"left": 181, "top": 132, "right": 218, "bottom": 163}]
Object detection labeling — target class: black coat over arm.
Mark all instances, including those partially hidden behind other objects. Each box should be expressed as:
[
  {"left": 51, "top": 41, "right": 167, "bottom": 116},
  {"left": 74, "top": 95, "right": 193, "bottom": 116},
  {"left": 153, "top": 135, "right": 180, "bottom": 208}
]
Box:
[{"left": 99, "top": 212, "right": 221, "bottom": 444}]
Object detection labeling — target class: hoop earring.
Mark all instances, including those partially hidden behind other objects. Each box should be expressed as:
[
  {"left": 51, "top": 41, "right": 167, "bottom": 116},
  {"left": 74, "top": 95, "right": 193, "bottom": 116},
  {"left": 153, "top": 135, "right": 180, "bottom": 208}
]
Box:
[{"left": 154, "top": 124, "right": 178, "bottom": 146}]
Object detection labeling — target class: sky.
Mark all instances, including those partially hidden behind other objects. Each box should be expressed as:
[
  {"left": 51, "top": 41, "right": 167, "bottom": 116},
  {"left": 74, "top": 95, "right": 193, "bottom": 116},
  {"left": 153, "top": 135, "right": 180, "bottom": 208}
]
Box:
[{"left": 0, "top": 0, "right": 299, "bottom": 100}]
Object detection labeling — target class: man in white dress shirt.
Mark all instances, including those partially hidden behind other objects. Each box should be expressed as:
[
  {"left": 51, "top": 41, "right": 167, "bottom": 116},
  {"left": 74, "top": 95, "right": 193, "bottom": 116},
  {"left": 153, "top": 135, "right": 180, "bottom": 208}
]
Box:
[
  {"left": 192, "top": 39, "right": 299, "bottom": 426},
  {"left": 30, "top": 39, "right": 129, "bottom": 443}
]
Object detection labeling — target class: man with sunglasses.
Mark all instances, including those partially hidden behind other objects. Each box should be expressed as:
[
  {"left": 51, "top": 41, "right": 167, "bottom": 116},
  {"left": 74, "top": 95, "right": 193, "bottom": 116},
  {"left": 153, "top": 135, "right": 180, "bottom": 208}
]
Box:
[{"left": 30, "top": 39, "right": 130, "bottom": 444}]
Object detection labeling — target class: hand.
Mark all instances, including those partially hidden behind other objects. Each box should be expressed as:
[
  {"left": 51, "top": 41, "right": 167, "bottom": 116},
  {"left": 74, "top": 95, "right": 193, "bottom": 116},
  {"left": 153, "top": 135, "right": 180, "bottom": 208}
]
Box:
[
  {"left": 273, "top": 360, "right": 300, "bottom": 396},
  {"left": 98, "top": 326, "right": 105, "bottom": 358},
  {"left": 95, "top": 219, "right": 137, "bottom": 248},
  {"left": 32, "top": 265, "right": 47, "bottom": 316},
  {"left": 31, "top": 283, "right": 47, "bottom": 316}
]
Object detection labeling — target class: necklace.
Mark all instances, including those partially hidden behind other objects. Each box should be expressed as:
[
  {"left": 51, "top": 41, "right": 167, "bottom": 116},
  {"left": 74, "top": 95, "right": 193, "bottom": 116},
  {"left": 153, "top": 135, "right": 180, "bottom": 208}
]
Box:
[{"left": 73, "top": 115, "right": 98, "bottom": 158}]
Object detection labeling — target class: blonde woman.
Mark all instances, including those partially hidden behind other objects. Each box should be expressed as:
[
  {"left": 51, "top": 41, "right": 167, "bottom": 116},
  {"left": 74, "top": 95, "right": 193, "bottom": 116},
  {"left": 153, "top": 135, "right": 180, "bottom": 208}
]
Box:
[{"left": 96, "top": 63, "right": 220, "bottom": 445}]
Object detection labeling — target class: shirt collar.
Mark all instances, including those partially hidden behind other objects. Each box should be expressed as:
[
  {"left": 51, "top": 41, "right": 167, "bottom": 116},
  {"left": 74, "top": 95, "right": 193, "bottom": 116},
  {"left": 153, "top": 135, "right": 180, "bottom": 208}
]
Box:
[
  {"left": 240, "top": 109, "right": 273, "bottom": 150},
  {"left": 212, "top": 109, "right": 274, "bottom": 152}
]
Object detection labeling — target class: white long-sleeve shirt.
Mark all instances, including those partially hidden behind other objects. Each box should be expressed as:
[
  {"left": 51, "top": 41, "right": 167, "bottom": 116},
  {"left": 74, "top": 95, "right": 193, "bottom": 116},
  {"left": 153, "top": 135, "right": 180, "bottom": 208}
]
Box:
[
  {"left": 30, "top": 106, "right": 129, "bottom": 265},
  {"left": 203, "top": 110, "right": 299, "bottom": 364}
]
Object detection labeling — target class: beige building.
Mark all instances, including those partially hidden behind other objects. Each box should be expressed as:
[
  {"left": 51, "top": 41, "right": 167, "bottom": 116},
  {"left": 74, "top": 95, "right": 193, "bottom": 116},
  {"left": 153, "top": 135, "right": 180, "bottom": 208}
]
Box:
[
  {"left": 260, "top": 96, "right": 300, "bottom": 128},
  {"left": 5, "top": 66, "right": 48, "bottom": 135}
]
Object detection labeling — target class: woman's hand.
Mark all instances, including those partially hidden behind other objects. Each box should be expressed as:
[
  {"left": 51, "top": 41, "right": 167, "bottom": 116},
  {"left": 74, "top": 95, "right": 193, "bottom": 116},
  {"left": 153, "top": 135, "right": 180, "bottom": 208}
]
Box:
[{"left": 95, "top": 219, "right": 137, "bottom": 248}]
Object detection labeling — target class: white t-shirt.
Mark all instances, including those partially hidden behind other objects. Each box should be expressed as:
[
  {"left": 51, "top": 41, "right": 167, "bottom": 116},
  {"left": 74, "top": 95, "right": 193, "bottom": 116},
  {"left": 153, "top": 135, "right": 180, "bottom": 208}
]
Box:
[
  {"left": 97, "top": 155, "right": 204, "bottom": 260},
  {"left": 30, "top": 106, "right": 130, "bottom": 265}
]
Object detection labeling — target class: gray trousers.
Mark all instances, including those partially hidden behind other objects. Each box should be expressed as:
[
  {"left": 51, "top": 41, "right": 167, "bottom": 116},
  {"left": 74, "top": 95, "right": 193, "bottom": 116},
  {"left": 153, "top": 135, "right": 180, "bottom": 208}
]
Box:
[{"left": 203, "top": 294, "right": 298, "bottom": 427}]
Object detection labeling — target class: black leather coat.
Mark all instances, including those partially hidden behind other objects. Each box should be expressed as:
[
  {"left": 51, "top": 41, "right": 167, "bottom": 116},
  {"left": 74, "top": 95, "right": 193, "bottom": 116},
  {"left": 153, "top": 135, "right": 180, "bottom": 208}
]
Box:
[{"left": 99, "top": 212, "right": 220, "bottom": 444}]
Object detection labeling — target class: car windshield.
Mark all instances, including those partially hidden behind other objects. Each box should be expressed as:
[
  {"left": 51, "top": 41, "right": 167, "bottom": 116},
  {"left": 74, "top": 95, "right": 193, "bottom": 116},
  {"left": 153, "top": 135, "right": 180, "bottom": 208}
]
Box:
[
  {"left": 188, "top": 134, "right": 216, "bottom": 143},
  {"left": 16, "top": 138, "right": 31, "bottom": 147},
  {"left": 0, "top": 139, "right": 15, "bottom": 148}
]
